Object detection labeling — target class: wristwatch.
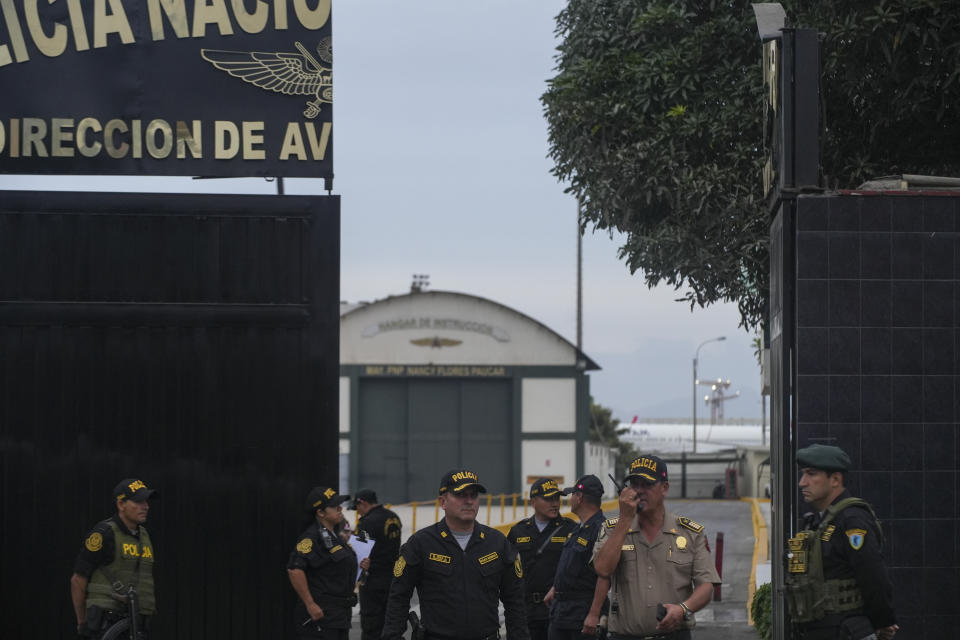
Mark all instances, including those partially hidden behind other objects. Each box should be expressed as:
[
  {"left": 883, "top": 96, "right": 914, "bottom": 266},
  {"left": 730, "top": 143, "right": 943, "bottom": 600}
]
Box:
[{"left": 679, "top": 601, "right": 693, "bottom": 620}]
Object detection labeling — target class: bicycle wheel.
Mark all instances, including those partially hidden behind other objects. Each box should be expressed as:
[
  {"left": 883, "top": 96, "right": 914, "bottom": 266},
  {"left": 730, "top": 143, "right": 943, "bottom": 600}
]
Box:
[{"left": 99, "top": 617, "right": 130, "bottom": 640}]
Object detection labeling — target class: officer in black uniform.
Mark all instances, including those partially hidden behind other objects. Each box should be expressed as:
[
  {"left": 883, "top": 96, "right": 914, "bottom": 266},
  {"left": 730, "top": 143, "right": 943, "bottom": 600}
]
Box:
[
  {"left": 790, "top": 444, "right": 898, "bottom": 640},
  {"left": 508, "top": 478, "right": 577, "bottom": 640},
  {"left": 382, "top": 469, "right": 529, "bottom": 640},
  {"left": 352, "top": 488, "right": 402, "bottom": 640},
  {"left": 71, "top": 478, "right": 158, "bottom": 639},
  {"left": 287, "top": 486, "right": 359, "bottom": 640},
  {"left": 544, "top": 475, "right": 608, "bottom": 640}
]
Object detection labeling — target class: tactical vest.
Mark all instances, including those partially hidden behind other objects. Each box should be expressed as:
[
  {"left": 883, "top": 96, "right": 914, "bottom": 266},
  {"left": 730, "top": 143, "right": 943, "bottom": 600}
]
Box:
[
  {"left": 784, "top": 497, "right": 881, "bottom": 623},
  {"left": 86, "top": 521, "right": 156, "bottom": 615}
]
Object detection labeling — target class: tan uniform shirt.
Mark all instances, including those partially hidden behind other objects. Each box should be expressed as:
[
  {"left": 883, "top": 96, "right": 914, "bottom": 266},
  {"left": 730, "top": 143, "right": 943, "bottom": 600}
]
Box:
[{"left": 592, "top": 511, "right": 721, "bottom": 636}]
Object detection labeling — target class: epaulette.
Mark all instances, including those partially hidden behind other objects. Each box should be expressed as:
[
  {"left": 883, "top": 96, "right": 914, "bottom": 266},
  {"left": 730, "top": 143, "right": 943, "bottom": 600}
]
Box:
[
  {"left": 605, "top": 518, "right": 619, "bottom": 528},
  {"left": 677, "top": 517, "right": 704, "bottom": 533}
]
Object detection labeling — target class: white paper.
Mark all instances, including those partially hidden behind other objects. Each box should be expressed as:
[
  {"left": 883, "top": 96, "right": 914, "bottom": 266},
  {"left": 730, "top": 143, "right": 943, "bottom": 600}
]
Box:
[{"left": 349, "top": 534, "right": 375, "bottom": 583}]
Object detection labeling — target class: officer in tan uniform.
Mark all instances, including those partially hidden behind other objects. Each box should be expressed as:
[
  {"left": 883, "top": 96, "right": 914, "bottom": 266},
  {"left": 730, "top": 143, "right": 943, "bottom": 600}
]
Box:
[{"left": 593, "top": 455, "right": 720, "bottom": 640}]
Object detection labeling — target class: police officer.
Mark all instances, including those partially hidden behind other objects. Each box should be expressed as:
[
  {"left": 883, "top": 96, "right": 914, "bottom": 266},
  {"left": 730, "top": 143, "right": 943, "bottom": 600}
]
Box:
[
  {"left": 71, "top": 478, "right": 158, "bottom": 639},
  {"left": 788, "top": 444, "right": 898, "bottom": 640},
  {"left": 543, "top": 475, "right": 608, "bottom": 640},
  {"left": 508, "top": 478, "right": 578, "bottom": 640},
  {"left": 352, "top": 488, "right": 402, "bottom": 640},
  {"left": 593, "top": 455, "right": 720, "bottom": 640},
  {"left": 382, "top": 469, "right": 529, "bottom": 640},
  {"left": 287, "top": 486, "right": 359, "bottom": 640}
]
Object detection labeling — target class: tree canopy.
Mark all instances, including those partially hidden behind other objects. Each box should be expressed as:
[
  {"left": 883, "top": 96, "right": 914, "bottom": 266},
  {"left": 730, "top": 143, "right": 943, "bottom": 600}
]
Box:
[{"left": 543, "top": 0, "right": 960, "bottom": 328}]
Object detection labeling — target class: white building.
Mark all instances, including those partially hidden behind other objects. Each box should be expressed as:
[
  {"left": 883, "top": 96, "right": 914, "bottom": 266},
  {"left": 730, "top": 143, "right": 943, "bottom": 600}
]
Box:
[{"left": 338, "top": 290, "right": 602, "bottom": 503}]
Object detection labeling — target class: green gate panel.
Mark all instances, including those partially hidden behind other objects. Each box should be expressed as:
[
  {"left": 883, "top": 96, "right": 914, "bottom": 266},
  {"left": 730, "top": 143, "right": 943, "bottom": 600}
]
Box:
[
  {"left": 460, "top": 380, "right": 512, "bottom": 495},
  {"left": 358, "top": 380, "right": 408, "bottom": 497},
  {"left": 357, "top": 378, "right": 513, "bottom": 504}
]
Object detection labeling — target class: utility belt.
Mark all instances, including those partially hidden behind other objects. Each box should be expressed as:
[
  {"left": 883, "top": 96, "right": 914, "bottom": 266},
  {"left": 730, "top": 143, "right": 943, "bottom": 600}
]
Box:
[
  {"left": 554, "top": 589, "right": 594, "bottom": 601},
  {"left": 314, "top": 593, "right": 358, "bottom": 609},
  {"left": 86, "top": 605, "right": 149, "bottom": 631},
  {"left": 785, "top": 574, "right": 864, "bottom": 623}
]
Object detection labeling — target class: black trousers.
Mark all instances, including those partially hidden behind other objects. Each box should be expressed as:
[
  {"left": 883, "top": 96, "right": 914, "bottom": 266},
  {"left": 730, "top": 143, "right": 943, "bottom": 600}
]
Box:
[
  {"left": 295, "top": 628, "right": 348, "bottom": 640},
  {"left": 528, "top": 618, "right": 549, "bottom": 640},
  {"left": 359, "top": 581, "right": 389, "bottom": 640}
]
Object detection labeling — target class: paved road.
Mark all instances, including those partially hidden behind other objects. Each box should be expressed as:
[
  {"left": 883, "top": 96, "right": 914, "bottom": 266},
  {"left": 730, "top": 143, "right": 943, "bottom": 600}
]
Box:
[{"left": 346, "top": 498, "right": 759, "bottom": 639}]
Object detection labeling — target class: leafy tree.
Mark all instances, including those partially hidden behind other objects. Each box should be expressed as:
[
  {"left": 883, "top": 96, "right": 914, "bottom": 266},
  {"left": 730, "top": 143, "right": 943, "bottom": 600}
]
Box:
[
  {"left": 589, "top": 399, "right": 638, "bottom": 473},
  {"left": 543, "top": 0, "right": 960, "bottom": 328}
]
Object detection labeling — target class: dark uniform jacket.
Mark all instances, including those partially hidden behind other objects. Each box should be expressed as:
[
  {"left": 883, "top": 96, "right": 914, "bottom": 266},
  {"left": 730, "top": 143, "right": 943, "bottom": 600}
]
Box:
[
  {"left": 356, "top": 505, "right": 402, "bottom": 589},
  {"left": 508, "top": 515, "right": 577, "bottom": 621},
  {"left": 806, "top": 490, "right": 896, "bottom": 629},
  {"left": 549, "top": 510, "right": 606, "bottom": 630},
  {"left": 287, "top": 521, "right": 359, "bottom": 629},
  {"left": 382, "top": 519, "right": 530, "bottom": 640}
]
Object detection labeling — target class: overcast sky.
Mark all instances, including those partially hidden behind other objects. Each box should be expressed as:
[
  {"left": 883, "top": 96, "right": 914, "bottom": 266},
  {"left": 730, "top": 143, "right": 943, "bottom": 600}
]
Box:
[{"left": 0, "top": 1, "right": 763, "bottom": 421}]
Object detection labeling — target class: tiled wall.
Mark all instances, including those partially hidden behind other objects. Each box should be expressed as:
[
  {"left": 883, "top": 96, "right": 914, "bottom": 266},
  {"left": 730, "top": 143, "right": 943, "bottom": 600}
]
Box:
[{"left": 794, "top": 194, "right": 959, "bottom": 638}]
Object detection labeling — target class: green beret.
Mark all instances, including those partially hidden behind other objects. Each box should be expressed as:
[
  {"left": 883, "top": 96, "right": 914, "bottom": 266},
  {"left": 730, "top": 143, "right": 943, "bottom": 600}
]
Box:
[{"left": 796, "top": 444, "right": 851, "bottom": 471}]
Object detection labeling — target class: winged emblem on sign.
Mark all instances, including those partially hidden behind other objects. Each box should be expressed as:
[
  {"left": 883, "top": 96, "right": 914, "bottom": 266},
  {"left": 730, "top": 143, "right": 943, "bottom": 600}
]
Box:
[
  {"left": 410, "top": 337, "right": 463, "bottom": 349},
  {"left": 201, "top": 37, "right": 332, "bottom": 119}
]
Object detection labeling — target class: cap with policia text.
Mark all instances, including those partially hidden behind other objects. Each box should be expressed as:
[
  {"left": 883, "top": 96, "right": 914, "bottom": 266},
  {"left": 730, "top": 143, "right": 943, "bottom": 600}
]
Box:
[
  {"left": 561, "top": 474, "right": 604, "bottom": 497},
  {"left": 439, "top": 469, "right": 487, "bottom": 495},
  {"left": 624, "top": 455, "right": 669, "bottom": 484},
  {"left": 529, "top": 478, "right": 561, "bottom": 498},
  {"left": 351, "top": 488, "right": 378, "bottom": 509},
  {"left": 113, "top": 479, "right": 157, "bottom": 503},
  {"left": 797, "top": 444, "right": 851, "bottom": 472},
  {"left": 305, "top": 486, "right": 350, "bottom": 512}
]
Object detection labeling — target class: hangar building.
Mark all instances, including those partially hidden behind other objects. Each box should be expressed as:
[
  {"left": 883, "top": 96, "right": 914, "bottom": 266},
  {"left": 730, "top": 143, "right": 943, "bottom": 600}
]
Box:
[{"left": 339, "top": 289, "right": 600, "bottom": 504}]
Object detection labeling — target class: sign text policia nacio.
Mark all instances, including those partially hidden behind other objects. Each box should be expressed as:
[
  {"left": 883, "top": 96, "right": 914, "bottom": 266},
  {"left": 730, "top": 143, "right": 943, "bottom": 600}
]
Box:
[{"left": 0, "top": 0, "right": 332, "bottom": 178}]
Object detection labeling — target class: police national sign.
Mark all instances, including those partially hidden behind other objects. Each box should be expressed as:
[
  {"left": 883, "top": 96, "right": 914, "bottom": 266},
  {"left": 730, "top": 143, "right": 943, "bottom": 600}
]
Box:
[{"left": 0, "top": 0, "right": 332, "bottom": 179}]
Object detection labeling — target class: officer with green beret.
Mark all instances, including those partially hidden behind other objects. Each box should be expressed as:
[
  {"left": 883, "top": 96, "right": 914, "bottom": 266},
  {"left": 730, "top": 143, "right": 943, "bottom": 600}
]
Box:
[
  {"left": 71, "top": 478, "right": 158, "bottom": 639},
  {"left": 787, "top": 444, "right": 898, "bottom": 640}
]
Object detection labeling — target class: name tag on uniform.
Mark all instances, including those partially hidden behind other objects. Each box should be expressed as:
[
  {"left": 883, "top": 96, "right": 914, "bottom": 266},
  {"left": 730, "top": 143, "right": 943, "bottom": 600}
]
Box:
[
  {"left": 621, "top": 544, "right": 635, "bottom": 551},
  {"left": 576, "top": 537, "right": 588, "bottom": 546},
  {"left": 428, "top": 553, "right": 452, "bottom": 564},
  {"left": 478, "top": 552, "right": 499, "bottom": 565},
  {"left": 516, "top": 536, "right": 531, "bottom": 543},
  {"left": 551, "top": 536, "right": 567, "bottom": 543}
]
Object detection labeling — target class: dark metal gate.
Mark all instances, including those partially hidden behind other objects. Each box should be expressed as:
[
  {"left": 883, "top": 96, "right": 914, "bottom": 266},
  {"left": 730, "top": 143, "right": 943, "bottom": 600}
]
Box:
[{"left": 0, "top": 190, "right": 339, "bottom": 639}]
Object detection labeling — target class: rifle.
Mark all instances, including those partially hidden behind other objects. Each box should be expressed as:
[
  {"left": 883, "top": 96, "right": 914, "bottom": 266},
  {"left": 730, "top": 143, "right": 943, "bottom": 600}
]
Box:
[
  {"left": 407, "top": 611, "right": 425, "bottom": 640},
  {"left": 125, "top": 585, "right": 139, "bottom": 640}
]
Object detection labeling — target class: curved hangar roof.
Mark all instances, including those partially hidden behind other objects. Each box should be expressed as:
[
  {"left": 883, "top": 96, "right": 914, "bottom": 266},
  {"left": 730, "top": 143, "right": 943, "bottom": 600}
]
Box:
[{"left": 340, "top": 290, "right": 599, "bottom": 369}]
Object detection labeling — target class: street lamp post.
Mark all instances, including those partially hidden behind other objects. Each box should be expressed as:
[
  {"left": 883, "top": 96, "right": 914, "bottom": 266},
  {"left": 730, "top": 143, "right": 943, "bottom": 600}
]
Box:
[{"left": 693, "top": 336, "right": 726, "bottom": 453}]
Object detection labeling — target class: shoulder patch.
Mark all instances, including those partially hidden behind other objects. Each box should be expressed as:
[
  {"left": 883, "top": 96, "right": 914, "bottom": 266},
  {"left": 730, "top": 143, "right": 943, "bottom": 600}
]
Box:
[
  {"left": 85, "top": 532, "right": 103, "bottom": 552},
  {"left": 514, "top": 555, "right": 523, "bottom": 578},
  {"left": 393, "top": 555, "right": 406, "bottom": 577},
  {"left": 296, "top": 538, "right": 313, "bottom": 554},
  {"left": 846, "top": 528, "right": 866, "bottom": 550},
  {"left": 678, "top": 517, "right": 704, "bottom": 533},
  {"left": 605, "top": 517, "right": 619, "bottom": 529}
]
